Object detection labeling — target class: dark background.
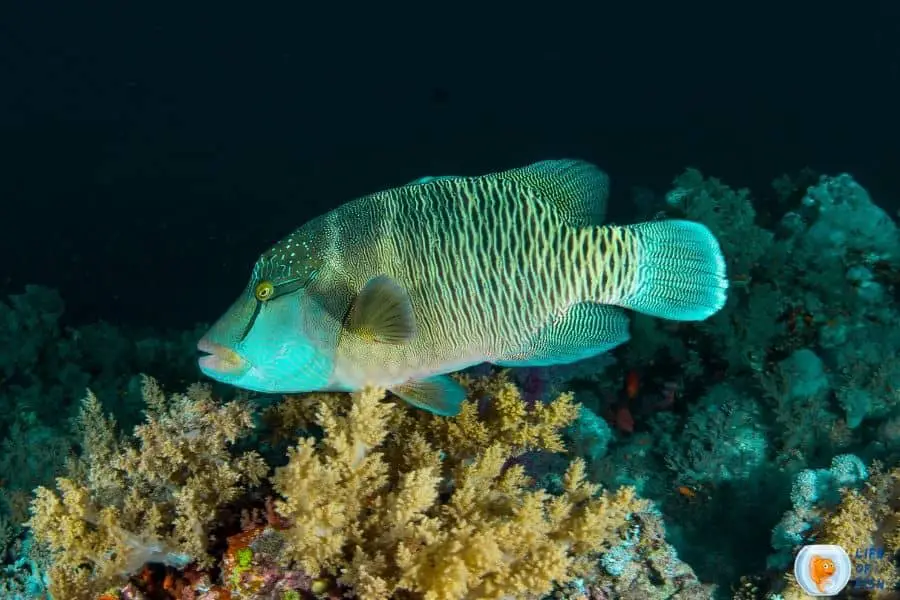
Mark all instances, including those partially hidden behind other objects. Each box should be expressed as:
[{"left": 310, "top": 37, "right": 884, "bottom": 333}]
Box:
[{"left": 1, "top": 2, "right": 897, "bottom": 329}]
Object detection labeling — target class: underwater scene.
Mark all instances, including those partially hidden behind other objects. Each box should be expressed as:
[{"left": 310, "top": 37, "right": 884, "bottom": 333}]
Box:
[
  {"left": 4, "top": 163, "right": 900, "bottom": 600},
  {"left": 1, "top": 4, "right": 898, "bottom": 600}
]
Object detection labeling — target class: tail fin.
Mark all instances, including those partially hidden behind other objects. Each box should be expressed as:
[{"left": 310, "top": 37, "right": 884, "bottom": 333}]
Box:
[{"left": 620, "top": 220, "right": 728, "bottom": 321}]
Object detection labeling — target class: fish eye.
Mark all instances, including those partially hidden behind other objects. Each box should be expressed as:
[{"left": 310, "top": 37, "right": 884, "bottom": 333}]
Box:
[{"left": 255, "top": 280, "right": 275, "bottom": 301}]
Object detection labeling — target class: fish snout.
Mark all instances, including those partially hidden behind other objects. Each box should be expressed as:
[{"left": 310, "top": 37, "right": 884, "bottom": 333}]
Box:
[{"left": 197, "top": 337, "right": 250, "bottom": 376}]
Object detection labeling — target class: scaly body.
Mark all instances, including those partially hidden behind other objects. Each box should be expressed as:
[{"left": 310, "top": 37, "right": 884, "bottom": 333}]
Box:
[
  {"left": 198, "top": 159, "right": 728, "bottom": 415},
  {"left": 326, "top": 176, "right": 639, "bottom": 386}
]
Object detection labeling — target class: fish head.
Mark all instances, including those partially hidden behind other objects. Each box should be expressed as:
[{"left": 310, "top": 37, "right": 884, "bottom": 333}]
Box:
[{"left": 198, "top": 265, "right": 340, "bottom": 393}]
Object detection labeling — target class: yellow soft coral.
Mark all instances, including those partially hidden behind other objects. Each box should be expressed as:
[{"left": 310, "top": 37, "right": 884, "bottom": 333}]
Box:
[
  {"left": 395, "top": 447, "right": 644, "bottom": 600},
  {"left": 29, "top": 477, "right": 189, "bottom": 597},
  {"left": 407, "top": 370, "right": 580, "bottom": 462},
  {"left": 273, "top": 379, "right": 646, "bottom": 600},
  {"left": 819, "top": 489, "right": 878, "bottom": 551},
  {"left": 28, "top": 377, "right": 267, "bottom": 599},
  {"left": 272, "top": 386, "right": 395, "bottom": 575}
]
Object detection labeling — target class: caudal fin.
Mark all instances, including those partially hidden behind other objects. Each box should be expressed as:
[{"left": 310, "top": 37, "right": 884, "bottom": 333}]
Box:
[{"left": 620, "top": 220, "right": 728, "bottom": 321}]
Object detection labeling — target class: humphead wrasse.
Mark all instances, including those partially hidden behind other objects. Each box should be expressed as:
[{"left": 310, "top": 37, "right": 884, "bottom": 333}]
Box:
[{"left": 198, "top": 159, "right": 728, "bottom": 415}]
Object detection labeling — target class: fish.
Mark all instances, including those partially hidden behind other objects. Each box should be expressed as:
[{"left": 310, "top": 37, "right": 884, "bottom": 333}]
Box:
[
  {"left": 809, "top": 555, "right": 836, "bottom": 593},
  {"left": 197, "top": 159, "right": 728, "bottom": 416},
  {"left": 625, "top": 369, "right": 641, "bottom": 399},
  {"left": 675, "top": 485, "right": 697, "bottom": 499}
]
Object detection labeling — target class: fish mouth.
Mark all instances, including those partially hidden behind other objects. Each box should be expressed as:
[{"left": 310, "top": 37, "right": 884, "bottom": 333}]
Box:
[{"left": 197, "top": 338, "right": 250, "bottom": 376}]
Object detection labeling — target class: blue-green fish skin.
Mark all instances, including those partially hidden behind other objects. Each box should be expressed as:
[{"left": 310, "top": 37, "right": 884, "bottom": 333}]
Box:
[{"left": 197, "top": 159, "right": 727, "bottom": 415}]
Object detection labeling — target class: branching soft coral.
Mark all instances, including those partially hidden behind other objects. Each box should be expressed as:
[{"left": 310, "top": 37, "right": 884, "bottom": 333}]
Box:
[
  {"left": 393, "top": 453, "right": 643, "bottom": 600},
  {"left": 272, "top": 380, "right": 647, "bottom": 600},
  {"left": 271, "top": 387, "right": 397, "bottom": 578},
  {"left": 407, "top": 371, "right": 581, "bottom": 462},
  {"left": 28, "top": 376, "right": 267, "bottom": 599}
]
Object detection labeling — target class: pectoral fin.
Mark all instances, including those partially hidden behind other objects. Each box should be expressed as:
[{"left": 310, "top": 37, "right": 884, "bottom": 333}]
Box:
[
  {"left": 391, "top": 375, "right": 466, "bottom": 416},
  {"left": 345, "top": 275, "right": 416, "bottom": 344}
]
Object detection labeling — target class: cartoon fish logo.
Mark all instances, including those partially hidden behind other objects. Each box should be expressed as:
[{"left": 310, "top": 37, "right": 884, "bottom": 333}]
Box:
[
  {"left": 198, "top": 159, "right": 728, "bottom": 415},
  {"left": 794, "top": 544, "right": 851, "bottom": 596},
  {"left": 810, "top": 555, "right": 836, "bottom": 593}
]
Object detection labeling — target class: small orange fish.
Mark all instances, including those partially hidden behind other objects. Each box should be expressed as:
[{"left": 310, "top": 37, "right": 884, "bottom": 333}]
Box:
[
  {"left": 162, "top": 569, "right": 177, "bottom": 592},
  {"left": 676, "top": 485, "right": 696, "bottom": 499},
  {"left": 810, "top": 555, "right": 836, "bottom": 592},
  {"left": 625, "top": 369, "right": 640, "bottom": 399}
]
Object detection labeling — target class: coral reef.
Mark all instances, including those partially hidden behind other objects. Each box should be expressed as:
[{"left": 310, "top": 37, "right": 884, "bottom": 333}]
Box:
[
  {"left": 28, "top": 377, "right": 267, "bottom": 599},
  {"left": 19, "top": 372, "right": 709, "bottom": 600},
  {"left": 272, "top": 384, "right": 641, "bottom": 600},
  {"left": 0, "top": 285, "right": 206, "bottom": 566},
  {"left": 6, "top": 164, "right": 900, "bottom": 599},
  {"left": 552, "top": 168, "right": 900, "bottom": 596},
  {"left": 770, "top": 457, "right": 900, "bottom": 599}
]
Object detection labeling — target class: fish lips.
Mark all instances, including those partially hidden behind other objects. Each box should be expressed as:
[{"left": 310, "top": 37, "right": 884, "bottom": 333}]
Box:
[{"left": 197, "top": 338, "right": 250, "bottom": 377}]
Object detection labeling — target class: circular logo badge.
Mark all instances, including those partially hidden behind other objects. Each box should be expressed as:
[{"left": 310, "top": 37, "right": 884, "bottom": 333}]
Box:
[{"left": 794, "top": 544, "right": 851, "bottom": 596}]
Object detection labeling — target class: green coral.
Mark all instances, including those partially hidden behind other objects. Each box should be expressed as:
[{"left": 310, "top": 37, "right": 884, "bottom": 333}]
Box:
[
  {"left": 667, "top": 168, "right": 773, "bottom": 278},
  {"left": 664, "top": 169, "right": 785, "bottom": 375}
]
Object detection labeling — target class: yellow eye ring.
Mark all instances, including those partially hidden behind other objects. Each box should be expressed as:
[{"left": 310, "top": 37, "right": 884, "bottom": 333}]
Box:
[{"left": 254, "top": 280, "right": 275, "bottom": 301}]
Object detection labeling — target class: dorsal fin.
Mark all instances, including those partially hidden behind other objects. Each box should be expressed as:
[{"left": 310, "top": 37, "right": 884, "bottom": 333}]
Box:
[
  {"left": 404, "top": 175, "right": 460, "bottom": 186},
  {"left": 494, "top": 159, "right": 610, "bottom": 226}
]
